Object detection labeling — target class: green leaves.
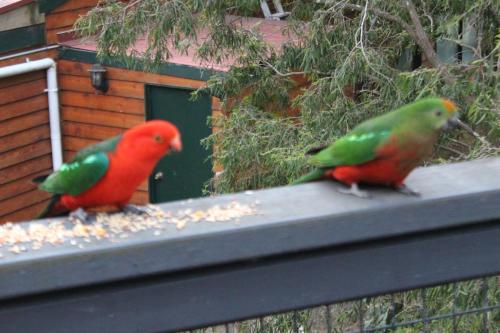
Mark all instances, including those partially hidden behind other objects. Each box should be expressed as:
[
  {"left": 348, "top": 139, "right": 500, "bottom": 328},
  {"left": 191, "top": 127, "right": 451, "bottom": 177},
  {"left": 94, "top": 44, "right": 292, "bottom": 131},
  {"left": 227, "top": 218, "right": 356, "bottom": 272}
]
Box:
[{"left": 75, "top": 0, "right": 198, "bottom": 70}]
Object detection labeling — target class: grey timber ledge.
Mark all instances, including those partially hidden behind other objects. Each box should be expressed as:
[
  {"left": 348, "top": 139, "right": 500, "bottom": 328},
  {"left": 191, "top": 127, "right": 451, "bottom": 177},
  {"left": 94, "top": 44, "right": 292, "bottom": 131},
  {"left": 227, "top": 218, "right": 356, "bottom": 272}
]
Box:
[{"left": 0, "top": 158, "right": 499, "bottom": 333}]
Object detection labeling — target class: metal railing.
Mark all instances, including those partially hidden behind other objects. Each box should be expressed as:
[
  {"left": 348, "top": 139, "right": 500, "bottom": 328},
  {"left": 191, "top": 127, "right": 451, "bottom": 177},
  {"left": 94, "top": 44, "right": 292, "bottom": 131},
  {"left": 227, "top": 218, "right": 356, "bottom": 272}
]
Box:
[
  {"left": 201, "top": 276, "right": 498, "bottom": 333},
  {"left": 0, "top": 157, "right": 499, "bottom": 333}
]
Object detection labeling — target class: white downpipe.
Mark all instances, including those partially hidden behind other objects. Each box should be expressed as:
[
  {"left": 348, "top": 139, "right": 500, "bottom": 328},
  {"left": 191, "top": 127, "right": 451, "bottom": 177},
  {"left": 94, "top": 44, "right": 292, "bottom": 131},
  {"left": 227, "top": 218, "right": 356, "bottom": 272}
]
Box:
[{"left": 0, "top": 58, "right": 62, "bottom": 170}]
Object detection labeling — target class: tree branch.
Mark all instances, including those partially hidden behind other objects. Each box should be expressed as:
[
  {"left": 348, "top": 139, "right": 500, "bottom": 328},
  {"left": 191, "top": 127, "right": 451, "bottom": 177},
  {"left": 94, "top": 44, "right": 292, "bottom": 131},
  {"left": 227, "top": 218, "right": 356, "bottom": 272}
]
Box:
[
  {"left": 339, "top": 3, "right": 417, "bottom": 41},
  {"left": 335, "top": 1, "right": 456, "bottom": 84},
  {"left": 260, "top": 59, "right": 306, "bottom": 77},
  {"left": 402, "top": 0, "right": 455, "bottom": 84}
]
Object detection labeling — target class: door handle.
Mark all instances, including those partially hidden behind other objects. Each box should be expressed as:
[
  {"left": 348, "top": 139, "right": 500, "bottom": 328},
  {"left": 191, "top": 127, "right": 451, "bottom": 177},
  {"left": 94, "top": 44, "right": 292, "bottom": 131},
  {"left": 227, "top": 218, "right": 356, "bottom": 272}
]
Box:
[{"left": 154, "top": 171, "right": 163, "bottom": 181}]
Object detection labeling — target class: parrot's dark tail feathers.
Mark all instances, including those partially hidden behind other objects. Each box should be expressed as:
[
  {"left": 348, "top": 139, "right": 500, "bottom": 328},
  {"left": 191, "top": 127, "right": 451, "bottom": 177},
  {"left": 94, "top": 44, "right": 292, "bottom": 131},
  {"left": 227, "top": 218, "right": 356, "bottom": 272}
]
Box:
[
  {"left": 36, "top": 195, "right": 66, "bottom": 219},
  {"left": 291, "top": 168, "right": 325, "bottom": 185},
  {"left": 32, "top": 174, "right": 49, "bottom": 184},
  {"left": 306, "top": 144, "right": 329, "bottom": 155}
]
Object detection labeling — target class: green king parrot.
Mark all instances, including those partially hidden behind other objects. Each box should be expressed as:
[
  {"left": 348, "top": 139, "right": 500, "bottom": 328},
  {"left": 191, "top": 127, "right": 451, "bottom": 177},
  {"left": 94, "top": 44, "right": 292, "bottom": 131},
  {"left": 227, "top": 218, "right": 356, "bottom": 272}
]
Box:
[{"left": 292, "top": 97, "right": 459, "bottom": 197}]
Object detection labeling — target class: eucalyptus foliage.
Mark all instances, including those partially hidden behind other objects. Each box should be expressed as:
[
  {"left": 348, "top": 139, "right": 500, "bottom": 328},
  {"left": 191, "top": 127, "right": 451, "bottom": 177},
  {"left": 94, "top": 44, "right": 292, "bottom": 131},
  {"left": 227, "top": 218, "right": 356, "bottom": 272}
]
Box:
[{"left": 76, "top": 0, "right": 499, "bottom": 194}]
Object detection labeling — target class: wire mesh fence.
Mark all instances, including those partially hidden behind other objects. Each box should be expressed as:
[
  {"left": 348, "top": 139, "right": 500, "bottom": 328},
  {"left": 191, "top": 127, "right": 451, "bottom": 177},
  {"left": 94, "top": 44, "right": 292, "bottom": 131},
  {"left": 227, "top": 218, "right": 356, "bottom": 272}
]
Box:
[{"left": 190, "top": 276, "right": 499, "bottom": 333}]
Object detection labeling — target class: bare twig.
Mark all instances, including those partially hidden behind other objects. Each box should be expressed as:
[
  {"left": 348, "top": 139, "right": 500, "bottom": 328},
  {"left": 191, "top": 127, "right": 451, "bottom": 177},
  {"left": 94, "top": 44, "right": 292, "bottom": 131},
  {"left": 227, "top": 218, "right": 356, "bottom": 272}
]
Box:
[
  {"left": 123, "top": 0, "right": 142, "bottom": 12},
  {"left": 449, "top": 138, "right": 471, "bottom": 149},
  {"left": 456, "top": 119, "right": 493, "bottom": 147},
  {"left": 339, "top": 2, "right": 416, "bottom": 38},
  {"left": 419, "top": 0, "right": 434, "bottom": 32},
  {"left": 439, "top": 145, "right": 466, "bottom": 157},
  {"left": 260, "top": 59, "right": 306, "bottom": 77},
  {"left": 442, "top": 37, "right": 479, "bottom": 54},
  {"left": 355, "top": 1, "right": 394, "bottom": 84}
]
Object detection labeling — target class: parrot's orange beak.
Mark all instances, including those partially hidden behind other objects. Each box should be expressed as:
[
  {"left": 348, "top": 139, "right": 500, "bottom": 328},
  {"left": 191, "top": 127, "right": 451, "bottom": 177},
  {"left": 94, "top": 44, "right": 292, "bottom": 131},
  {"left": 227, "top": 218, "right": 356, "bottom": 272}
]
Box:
[{"left": 170, "top": 135, "right": 182, "bottom": 152}]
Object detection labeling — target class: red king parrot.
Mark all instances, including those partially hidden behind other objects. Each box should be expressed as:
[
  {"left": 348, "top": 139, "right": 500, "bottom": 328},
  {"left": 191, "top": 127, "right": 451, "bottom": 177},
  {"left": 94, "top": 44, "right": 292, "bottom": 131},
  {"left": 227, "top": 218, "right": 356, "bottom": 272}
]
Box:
[
  {"left": 292, "top": 97, "right": 459, "bottom": 197},
  {"left": 35, "top": 120, "right": 182, "bottom": 220}
]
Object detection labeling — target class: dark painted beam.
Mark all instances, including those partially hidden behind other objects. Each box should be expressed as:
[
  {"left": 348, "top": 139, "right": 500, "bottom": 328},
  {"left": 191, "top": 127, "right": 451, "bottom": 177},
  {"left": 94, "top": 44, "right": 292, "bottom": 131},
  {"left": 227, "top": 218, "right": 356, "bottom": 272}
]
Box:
[
  {"left": 0, "top": 158, "right": 499, "bottom": 333},
  {"left": 0, "top": 24, "right": 45, "bottom": 54},
  {"left": 38, "top": 0, "right": 68, "bottom": 14},
  {"left": 59, "top": 47, "right": 224, "bottom": 81}
]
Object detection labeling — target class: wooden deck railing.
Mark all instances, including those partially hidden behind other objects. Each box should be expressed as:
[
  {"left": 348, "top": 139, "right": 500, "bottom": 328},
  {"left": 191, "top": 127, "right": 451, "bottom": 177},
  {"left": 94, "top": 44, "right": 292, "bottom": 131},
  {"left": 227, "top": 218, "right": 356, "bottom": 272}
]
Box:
[{"left": 0, "top": 158, "right": 499, "bottom": 333}]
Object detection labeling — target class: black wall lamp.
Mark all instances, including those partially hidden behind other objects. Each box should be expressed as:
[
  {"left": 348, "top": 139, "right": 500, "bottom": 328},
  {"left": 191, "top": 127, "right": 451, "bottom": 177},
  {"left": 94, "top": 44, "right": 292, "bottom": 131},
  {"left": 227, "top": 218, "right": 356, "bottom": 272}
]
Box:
[{"left": 88, "top": 63, "right": 108, "bottom": 92}]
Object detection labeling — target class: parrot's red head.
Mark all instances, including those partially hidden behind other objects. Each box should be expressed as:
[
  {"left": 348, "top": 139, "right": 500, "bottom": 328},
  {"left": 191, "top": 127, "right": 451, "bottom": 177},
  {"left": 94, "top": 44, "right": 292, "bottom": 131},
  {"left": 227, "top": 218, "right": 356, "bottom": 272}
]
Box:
[{"left": 122, "top": 120, "right": 182, "bottom": 161}]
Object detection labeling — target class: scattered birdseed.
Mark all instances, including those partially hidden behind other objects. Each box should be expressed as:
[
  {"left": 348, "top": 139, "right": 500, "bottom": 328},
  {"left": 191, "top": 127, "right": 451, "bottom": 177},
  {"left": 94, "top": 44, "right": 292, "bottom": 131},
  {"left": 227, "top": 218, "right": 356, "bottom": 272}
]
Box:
[
  {"left": 8, "top": 245, "right": 22, "bottom": 254},
  {"left": 0, "top": 201, "right": 259, "bottom": 255},
  {"left": 31, "top": 242, "right": 42, "bottom": 251},
  {"left": 176, "top": 220, "right": 187, "bottom": 230}
]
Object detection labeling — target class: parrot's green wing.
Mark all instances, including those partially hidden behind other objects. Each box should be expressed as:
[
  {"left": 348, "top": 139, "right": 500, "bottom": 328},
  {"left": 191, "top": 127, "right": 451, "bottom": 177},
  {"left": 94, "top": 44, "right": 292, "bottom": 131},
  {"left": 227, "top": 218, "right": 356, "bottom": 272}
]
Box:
[
  {"left": 310, "top": 122, "right": 393, "bottom": 167},
  {"left": 39, "top": 135, "right": 122, "bottom": 196},
  {"left": 73, "top": 135, "right": 122, "bottom": 161}
]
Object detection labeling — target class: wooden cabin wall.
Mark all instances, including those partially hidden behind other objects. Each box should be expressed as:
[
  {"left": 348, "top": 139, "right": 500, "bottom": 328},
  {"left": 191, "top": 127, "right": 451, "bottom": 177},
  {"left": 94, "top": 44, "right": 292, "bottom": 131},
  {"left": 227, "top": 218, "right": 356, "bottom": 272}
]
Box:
[
  {"left": 57, "top": 60, "right": 222, "bottom": 205},
  {"left": 45, "top": 0, "right": 98, "bottom": 44},
  {"left": 0, "top": 48, "right": 58, "bottom": 223}
]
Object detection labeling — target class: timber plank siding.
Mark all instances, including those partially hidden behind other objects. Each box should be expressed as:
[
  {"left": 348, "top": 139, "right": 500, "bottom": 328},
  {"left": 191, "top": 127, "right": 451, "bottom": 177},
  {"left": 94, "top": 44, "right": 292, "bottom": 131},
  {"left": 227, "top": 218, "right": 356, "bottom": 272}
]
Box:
[
  {"left": 59, "top": 91, "right": 145, "bottom": 114},
  {"left": 0, "top": 66, "right": 52, "bottom": 223},
  {"left": 0, "top": 169, "right": 52, "bottom": 201},
  {"left": 1, "top": 201, "right": 49, "bottom": 223},
  {"left": 0, "top": 109, "right": 49, "bottom": 137},
  {"left": 59, "top": 74, "right": 146, "bottom": 99},
  {"left": 50, "top": 0, "right": 97, "bottom": 13},
  {"left": 0, "top": 78, "right": 47, "bottom": 105},
  {"left": 0, "top": 188, "right": 52, "bottom": 216},
  {"left": 0, "top": 125, "right": 51, "bottom": 154},
  {"left": 62, "top": 121, "right": 124, "bottom": 140},
  {"left": 61, "top": 106, "right": 145, "bottom": 128},
  {"left": 0, "top": 139, "right": 52, "bottom": 170},
  {"left": 0, "top": 70, "right": 45, "bottom": 88},
  {"left": 58, "top": 60, "right": 205, "bottom": 89},
  {"left": 0, "top": 95, "right": 48, "bottom": 121},
  {"left": 44, "top": 0, "right": 98, "bottom": 44},
  {"left": 0, "top": 155, "right": 53, "bottom": 186}
]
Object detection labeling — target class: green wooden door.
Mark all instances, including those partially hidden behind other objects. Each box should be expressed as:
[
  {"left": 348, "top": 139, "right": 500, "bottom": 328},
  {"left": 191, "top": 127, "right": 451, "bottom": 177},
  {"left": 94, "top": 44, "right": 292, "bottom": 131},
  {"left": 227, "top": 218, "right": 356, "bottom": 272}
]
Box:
[{"left": 145, "top": 84, "right": 212, "bottom": 203}]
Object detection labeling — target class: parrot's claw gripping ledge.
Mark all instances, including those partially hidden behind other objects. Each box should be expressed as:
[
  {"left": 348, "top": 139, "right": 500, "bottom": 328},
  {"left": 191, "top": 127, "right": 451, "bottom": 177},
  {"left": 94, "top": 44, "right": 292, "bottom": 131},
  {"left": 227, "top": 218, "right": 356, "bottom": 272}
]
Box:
[
  {"left": 396, "top": 184, "right": 421, "bottom": 197},
  {"left": 121, "top": 204, "right": 151, "bottom": 215},
  {"left": 69, "top": 208, "right": 91, "bottom": 223},
  {"left": 338, "top": 183, "right": 370, "bottom": 199}
]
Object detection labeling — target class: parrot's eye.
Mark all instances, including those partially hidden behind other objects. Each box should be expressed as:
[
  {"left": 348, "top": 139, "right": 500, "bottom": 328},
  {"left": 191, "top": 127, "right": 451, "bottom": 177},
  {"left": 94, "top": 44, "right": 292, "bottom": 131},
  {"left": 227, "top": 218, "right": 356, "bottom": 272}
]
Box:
[
  {"left": 434, "top": 109, "right": 443, "bottom": 117},
  {"left": 153, "top": 134, "right": 164, "bottom": 143}
]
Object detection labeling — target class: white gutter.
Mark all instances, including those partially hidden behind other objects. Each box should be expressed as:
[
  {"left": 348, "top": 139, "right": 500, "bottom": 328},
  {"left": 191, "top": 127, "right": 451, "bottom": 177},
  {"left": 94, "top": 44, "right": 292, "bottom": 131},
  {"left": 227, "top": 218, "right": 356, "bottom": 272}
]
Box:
[
  {"left": 0, "top": 58, "right": 62, "bottom": 170},
  {"left": 0, "top": 45, "right": 59, "bottom": 62}
]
